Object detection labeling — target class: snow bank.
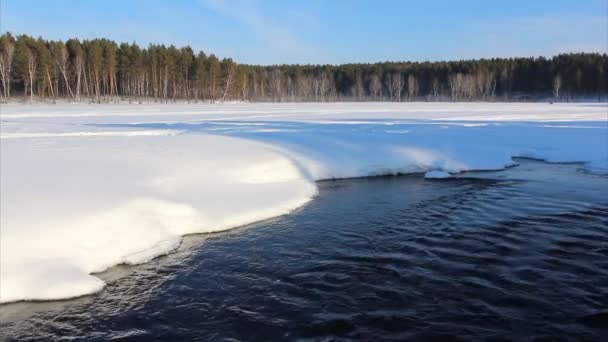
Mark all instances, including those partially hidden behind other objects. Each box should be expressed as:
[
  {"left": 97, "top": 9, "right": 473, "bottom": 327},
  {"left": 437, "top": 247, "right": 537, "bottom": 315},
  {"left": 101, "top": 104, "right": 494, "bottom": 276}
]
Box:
[
  {"left": 0, "top": 133, "right": 316, "bottom": 303},
  {"left": 1, "top": 102, "right": 606, "bottom": 303}
]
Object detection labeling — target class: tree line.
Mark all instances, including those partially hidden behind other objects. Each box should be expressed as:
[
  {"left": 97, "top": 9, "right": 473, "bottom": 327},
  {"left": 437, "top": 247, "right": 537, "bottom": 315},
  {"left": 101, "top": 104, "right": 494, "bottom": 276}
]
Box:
[{"left": 1, "top": 32, "right": 606, "bottom": 103}]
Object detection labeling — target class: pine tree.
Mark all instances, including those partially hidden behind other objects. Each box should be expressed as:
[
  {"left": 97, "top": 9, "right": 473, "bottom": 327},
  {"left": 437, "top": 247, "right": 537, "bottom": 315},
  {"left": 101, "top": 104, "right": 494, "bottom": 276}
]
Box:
[
  {"left": 207, "top": 54, "right": 220, "bottom": 103},
  {"left": 14, "top": 35, "right": 37, "bottom": 101}
]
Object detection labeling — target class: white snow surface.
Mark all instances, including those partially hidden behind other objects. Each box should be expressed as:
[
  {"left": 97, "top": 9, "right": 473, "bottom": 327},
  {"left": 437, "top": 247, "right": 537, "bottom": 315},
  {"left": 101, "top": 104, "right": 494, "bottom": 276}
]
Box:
[{"left": 1, "top": 102, "right": 607, "bottom": 303}]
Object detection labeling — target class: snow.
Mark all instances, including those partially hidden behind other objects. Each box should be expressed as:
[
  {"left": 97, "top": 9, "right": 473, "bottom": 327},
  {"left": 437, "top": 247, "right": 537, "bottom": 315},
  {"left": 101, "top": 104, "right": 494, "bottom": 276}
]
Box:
[
  {"left": 1, "top": 102, "right": 607, "bottom": 303},
  {"left": 0, "top": 132, "right": 316, "bottom": 303},
  {"left": 425, "top": 170, "right": 451, "bottom": 179}
]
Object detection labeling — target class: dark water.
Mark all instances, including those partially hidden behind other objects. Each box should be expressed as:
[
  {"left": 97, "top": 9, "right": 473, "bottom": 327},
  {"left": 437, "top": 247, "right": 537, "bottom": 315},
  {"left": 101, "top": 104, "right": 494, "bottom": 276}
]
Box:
[{"left": 2, "top": 159, "right": 608, "bottom": 341}]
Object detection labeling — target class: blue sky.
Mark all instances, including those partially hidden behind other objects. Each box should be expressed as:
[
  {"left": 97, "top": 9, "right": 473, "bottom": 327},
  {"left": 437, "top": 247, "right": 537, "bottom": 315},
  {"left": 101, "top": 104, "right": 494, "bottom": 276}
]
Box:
[{"left": 2, "top": 0, "right": 606, "bottom": 65}]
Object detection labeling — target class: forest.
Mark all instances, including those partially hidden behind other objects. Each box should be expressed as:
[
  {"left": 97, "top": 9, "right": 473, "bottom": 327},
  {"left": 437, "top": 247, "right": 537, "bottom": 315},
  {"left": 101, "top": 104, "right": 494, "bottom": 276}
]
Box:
[{"left": 0, "top": 32, "right": 606, "bottom": 103}]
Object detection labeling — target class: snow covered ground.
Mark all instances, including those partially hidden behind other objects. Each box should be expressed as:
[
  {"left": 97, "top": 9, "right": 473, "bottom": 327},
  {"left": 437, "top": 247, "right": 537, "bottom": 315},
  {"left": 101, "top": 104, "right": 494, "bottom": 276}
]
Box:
[{"left": 1, "top": 102, "right": 607, "bottom": 303}]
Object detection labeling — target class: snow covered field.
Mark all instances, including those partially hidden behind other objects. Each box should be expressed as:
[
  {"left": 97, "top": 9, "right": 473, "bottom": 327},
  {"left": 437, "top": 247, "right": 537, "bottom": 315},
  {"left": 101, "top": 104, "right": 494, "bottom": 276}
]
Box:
[{"left": 1, "top": 102, "right": 607, "bottom": 303}]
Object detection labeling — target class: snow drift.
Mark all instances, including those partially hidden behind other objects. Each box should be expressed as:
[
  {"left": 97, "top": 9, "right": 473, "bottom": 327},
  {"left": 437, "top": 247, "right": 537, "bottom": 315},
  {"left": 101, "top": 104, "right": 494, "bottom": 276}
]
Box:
[{"left": 1, "top": 102, "right": 606, "bottom": 303}]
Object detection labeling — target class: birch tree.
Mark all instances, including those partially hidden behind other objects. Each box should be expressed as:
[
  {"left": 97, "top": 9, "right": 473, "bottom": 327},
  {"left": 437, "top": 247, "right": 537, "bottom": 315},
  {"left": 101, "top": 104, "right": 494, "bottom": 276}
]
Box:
[
  {"left": 49, "top": 41, "right": 73, "bottom": 99},
  {"left": 391, "top": 72, "right": 404, "bottom": 102},
  {"left": 220, "top": 58, "right": 236, "bottom": 102},
  {"left": 0, "top": 34, "right": 15, "bottom": 100},
  {"left": 553, "top": 75, "right": 562, "bottom": 99},
  {"left": 369, "top": 74, "right": 382, "bottom": 100}
]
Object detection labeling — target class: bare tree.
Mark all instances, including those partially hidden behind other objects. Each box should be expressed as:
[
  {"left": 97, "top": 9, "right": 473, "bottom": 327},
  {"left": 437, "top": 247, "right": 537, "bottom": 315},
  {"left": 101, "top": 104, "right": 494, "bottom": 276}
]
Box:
[
  {"left": 297, "top": 75, "right": 313, "bottom": 100},
  {"left": 449, "top": 73, "right": 482, "bottom": 101},
  {"left": 449, "top": 73, "right": 464, "bottom": 101},
  {"left": 369, "top": 74, "right": 382, "bottom": 100},
  {"left": 474, "top": 68, "right": 496, "bottom": 100},
  {"left": 391, "top": 72, "right": 404, "bottom": 102},
  {"left": 221, "top": 63, "right": 236, "bottom": 102},
  {"left": 463, "top": 74, "right": 476, "bottom": 100},
  {"left": 49, "top": 43, "right": 74, "bottom": 99},
  {"left": 26, "top": 48, "right": 37, "bottom": 102},
  {"left": 0, "top": 39, "right": 15, "bottom": 100},
  {"left": 553, "top": 75, "right": 562, "bottom": 100}
]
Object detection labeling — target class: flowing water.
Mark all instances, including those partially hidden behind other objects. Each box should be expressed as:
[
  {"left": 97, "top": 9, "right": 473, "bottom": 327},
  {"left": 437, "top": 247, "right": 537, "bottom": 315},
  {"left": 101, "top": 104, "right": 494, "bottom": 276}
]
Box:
[{"left": 1, "top": 158, "right": 607, "bottom": 341}]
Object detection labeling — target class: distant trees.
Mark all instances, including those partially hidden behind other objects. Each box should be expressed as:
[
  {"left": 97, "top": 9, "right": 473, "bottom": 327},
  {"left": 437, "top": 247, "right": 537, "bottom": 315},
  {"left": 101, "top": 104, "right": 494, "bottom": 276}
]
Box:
[
  {"left": 447, "top": 69, "right": 497, "bottom": 101},
  {"left": 0, "top": 33, "right": 242, "bottom": 103},
  {"left": 1, "top": 32, "right": 607, "bottom": 103}
]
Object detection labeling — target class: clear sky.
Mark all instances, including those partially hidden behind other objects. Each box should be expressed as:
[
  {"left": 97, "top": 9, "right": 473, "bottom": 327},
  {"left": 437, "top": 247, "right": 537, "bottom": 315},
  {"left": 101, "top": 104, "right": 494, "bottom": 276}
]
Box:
[{"left": 1, "top": 0, "right": 606, "bottom": 65}]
